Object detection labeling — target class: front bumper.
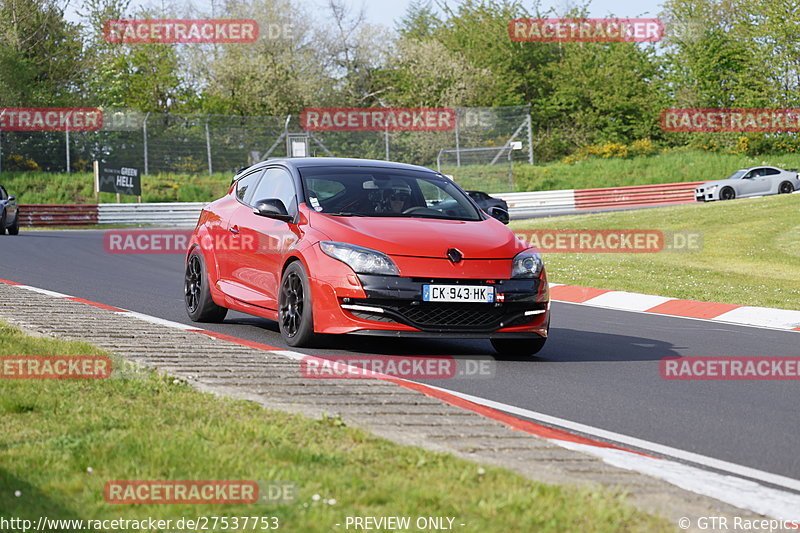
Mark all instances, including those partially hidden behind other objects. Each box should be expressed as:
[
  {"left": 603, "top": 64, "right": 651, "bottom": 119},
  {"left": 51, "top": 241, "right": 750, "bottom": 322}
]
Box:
[
  {"left": 317, "top": 274, "right": 549, "bottom": 337},
  {"left": 695, "top": 187, "right": 718, "bottom": 201}
]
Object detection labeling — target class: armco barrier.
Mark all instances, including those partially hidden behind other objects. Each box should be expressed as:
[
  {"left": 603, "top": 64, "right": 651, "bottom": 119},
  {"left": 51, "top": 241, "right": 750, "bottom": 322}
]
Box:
[
  {"left": 495, "top": 189, "right": 576, "bottom": 216},
  {"left": 19, "top": 204, "right": 99, "bottom": 227},
  {"left": 19, "top": 181, "right": 705, "bottom": 227},
  {"left": 495, "top": 181, "right": 703, "bottom": 216},
  {"left": 573, "top": 181, "right": 705, "bottom": 210},
  {"left": 97, "top": 202, "right": 205, "bottom": 226},
  {"left": 20, "top": 203, "right": 204, "bottom": 227}
]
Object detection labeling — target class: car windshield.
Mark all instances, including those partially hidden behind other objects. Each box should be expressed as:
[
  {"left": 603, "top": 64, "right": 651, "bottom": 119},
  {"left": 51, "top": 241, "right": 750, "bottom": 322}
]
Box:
[
  {"left": 726, "top": 170, "right": 748, "bottom": 180},
  {"left": 299, "top": 166, "right": 482, "bottom": 221}
]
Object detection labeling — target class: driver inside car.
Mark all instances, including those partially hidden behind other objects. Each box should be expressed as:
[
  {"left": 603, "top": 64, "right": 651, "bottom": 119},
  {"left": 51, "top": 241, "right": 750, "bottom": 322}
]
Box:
[{"left": 384, "top": 181, "right": 413, "bottom": 213}]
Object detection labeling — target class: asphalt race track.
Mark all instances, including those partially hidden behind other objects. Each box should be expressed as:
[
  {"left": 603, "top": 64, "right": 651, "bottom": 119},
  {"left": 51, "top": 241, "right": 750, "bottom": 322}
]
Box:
[{"left": 2, "top": 229, "right": 799, "bottom": 487}]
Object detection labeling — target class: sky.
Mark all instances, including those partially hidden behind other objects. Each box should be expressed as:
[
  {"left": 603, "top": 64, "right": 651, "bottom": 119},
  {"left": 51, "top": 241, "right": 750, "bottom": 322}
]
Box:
[{"left": 65, "top": 0, "right": 667, "bottom": 29}]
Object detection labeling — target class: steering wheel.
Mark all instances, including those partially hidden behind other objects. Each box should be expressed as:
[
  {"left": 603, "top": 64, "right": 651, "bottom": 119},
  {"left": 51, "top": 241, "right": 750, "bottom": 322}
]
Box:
[{"left": 402, "top": 206, "right": 440, "bottom": 216}]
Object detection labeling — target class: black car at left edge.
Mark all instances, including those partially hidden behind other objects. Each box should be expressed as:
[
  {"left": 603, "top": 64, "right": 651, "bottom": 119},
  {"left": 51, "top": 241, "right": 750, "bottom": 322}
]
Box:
[{"left": 1, "top": 185, "right": 19, "bottom": 235}]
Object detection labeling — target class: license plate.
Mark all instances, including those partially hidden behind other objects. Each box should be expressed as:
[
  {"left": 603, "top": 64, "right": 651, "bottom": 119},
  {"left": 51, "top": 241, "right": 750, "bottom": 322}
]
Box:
[{"left": 422, "top": 284, "right": 494, "bottom": 303}]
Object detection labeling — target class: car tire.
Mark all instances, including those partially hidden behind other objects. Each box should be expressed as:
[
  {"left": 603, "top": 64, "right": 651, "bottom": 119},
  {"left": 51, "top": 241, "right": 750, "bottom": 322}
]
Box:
[
  {"left": 779, "top": 181, "right": 794, "bottom": 194},
  {"left": 7, "top": 214, "right": 19, "bottom": 235},
  {"left": 720, "top": 187, "right": 735, "bottom": 200},
  {"left": 491, "top": 337, "right": 547, "bottom": 357},
  {"left": 184, "top": 249, "right": 228, "bottom": 323},
  {"left": 278, "top": 261, "right": 316, "bottom": 347}
]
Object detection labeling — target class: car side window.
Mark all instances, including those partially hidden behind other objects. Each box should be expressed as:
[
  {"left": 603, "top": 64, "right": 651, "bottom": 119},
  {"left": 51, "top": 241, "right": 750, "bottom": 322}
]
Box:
[
  {"left": 236, "top": 170, "right": 264, "bottom": 205},
  {"left": 250, "top": 167, "right": 298, "bottom": 216},
  {"left": 0, "top": 186, "right": 7, "bottom": 200},
  {"left": 764, "top": 168, "right": 780, "bottom": 176}
]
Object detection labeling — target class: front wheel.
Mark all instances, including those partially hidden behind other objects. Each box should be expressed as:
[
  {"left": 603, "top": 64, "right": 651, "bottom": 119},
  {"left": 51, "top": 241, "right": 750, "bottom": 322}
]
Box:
[
  {"left": 0, "top": 210, "right": 6, "bottom": 235},
  {"left": 779, "top": 181, "right": 794, "bottom": 194},
  {"left": 719, "top": 187, "right": 735, "bottom": 201},
  {"left": 278, "top": 261, "right": 316, "bottom": 347},
  {"left": 491, "top": 337, "right": 547, "bottom": 357},
  {"left": 184, "top": 249, "right": 228, "bottom": 322}
]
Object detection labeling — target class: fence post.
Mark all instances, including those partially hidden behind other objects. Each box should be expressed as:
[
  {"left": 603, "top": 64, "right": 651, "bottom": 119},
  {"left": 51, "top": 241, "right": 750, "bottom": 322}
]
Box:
[
  {"left": 526, "top": 114, "right": 534, "bottom": 165},
  {"left": 0, "top": 110, "right": 4, "bottom": 174},
  {"left": 65, "top": 126, "right": 71, "bottom": 173},
  {"left": 205, "top": 119, "right": 213, "bottom": 175},
  {"left": 143, "top": 112, "right": 150, "bottom": 175},
  {"left": 455, "top": 112, "right": 461, "bottom": 167},
  {"left": 507, "top": 146, "right": 513, "bottom": 192}
]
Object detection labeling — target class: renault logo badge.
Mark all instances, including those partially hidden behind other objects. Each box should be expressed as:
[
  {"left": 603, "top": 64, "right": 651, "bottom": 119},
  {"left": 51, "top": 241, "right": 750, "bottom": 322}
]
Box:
[{"left": 447, "top": 248, "right": 463, "bottom": 263}]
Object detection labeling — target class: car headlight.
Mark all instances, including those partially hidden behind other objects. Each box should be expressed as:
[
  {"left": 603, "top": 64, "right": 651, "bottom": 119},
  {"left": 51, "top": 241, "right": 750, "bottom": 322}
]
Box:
[
  {"left": 512, "top": 250, "right": 544, "bottom": 278},
  {"left": 707, "top": 185, "right": 718, "bottom": 191},
  {"left": 320, "top": 241, "right": 399, "bottom": 276}
]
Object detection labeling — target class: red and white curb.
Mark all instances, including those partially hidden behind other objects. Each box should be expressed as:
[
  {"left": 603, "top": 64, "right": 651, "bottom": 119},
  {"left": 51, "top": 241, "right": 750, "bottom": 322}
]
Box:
[
  {"left": 549, "top": 284, "right": 800, "bottom": 332},
  {"left": 2, "top": 277, "right": 800, "bottom": 519}
]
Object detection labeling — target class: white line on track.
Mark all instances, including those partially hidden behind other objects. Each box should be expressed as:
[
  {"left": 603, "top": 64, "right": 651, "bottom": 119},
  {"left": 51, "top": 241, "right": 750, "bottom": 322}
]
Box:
[
  {"left": 413, "top": 383, "right": 800, "bottom": 519},
  {"left": 554, "top": 300, "right": 800, "bottom": 334}
]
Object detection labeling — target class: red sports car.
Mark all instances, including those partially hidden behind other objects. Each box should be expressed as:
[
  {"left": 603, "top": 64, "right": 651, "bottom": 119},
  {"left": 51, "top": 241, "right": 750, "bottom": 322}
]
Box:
[{"left": 184, "top": 158, "right": 550, "bottom": 355}]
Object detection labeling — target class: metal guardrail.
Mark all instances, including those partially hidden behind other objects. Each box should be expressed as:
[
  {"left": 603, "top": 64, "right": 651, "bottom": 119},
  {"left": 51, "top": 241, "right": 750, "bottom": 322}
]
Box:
[
  {"left": 19, "top": 181, "right": 704, "bottom": 227},
  {"left": 97, "top": 203, "right": 206, "bottom": 226},
  {"left": 495, "top": 189, "right": 577, "bottom": 216}
]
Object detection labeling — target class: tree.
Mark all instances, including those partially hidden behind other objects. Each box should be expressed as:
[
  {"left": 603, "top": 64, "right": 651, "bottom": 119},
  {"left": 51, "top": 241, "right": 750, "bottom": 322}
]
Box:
[
  {"left": 0, "top": 0, "right": 85, "bottom": 106},
  {"left": 543, "top": 42, "right": 666, "bottom": 147}
]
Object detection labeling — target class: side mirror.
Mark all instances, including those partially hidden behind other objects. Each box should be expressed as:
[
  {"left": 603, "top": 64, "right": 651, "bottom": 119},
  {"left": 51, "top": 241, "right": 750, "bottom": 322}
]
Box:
[
  {"left": 487, "top": 206, "right": 510, "bottom": 225},
  {"left": 8, "top": 195, "right": 15, "bottom": 202},
  {"left": 253, "top": 198, "right": 293, "bottom": 221}
]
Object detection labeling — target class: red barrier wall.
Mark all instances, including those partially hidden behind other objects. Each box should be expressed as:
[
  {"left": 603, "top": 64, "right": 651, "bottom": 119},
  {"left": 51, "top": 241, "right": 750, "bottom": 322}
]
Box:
[
  {"left": 574, "top": 181, "right": 704, "bottom": 210},
  {"left": 19, "top": 204, "right": 99, "bottom": 227}
]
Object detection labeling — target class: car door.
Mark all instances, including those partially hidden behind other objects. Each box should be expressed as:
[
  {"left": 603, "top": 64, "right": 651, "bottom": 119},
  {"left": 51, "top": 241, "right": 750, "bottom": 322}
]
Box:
[
  {"left": 738, "top": 168, "right": 770, "bottom": 196},
  {"left": 225, "top": 166, "right": 300, "bottom": 310},
  {"left": 215, "top": 168, "right": 264, "bottom": 285}
]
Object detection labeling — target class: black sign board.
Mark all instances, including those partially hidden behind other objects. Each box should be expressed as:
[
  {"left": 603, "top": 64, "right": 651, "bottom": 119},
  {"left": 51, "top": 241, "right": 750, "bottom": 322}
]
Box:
[{"left": 97, "top": 163, "right": 141, "bottom": 196}]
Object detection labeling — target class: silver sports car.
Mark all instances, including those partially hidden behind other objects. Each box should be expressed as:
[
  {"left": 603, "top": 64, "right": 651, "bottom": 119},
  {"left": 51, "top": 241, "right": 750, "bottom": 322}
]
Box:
[{"left": 695, "top": 166, "right": 800, "bottom": 201}]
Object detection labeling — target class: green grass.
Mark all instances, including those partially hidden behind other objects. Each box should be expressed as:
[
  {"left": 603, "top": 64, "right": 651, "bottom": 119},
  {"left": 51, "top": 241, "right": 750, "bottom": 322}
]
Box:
[
  {"left": 0, "top": 320, "right": 670, "bottom": 532},
  {"left": 5, "top": 149, "right": 800, "bottom": 203},
  {"left": 511, "top": 192, "right": 800, "bottom": 309},
  {"left": 0, "top": 171, "right": 232, "bottom": 204}
]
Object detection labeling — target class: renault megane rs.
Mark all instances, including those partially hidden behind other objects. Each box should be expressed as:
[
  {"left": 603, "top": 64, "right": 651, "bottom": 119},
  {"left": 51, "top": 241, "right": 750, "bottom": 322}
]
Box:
[{"left": 184, "top": 158, "right": 549, "bottom": 355}]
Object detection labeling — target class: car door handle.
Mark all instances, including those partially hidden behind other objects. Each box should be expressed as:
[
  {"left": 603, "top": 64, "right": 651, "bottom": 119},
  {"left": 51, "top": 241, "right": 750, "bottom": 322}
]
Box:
[{"left": 229, "top": 225, "right": 240, "bottom": 234}]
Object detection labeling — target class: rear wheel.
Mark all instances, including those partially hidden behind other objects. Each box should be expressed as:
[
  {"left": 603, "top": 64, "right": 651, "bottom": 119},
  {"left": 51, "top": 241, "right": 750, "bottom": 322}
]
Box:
[
  {"left": 184, "top": 249, "right": 228, "bottom": 322},
  {"left": 278, "top": 261, "right": 316, "bottom": 347},
  {"left": 720, "top": 187, "right": 735, "bottom": 200},
  {"left": 491, "top": 337, "right": 547, "bottom": 357},
  {"left": 779, "top": 181, "right": 794, "bottom": 194},
  {"left": 7, "top": 214, "right": 19, "bottom": 235}
]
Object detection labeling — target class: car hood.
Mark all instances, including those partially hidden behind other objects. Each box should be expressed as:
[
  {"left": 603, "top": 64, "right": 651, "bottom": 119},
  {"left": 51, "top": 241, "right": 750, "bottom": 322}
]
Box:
[{"left": 309, "top": 212, "right": 521, "bottom": 259}]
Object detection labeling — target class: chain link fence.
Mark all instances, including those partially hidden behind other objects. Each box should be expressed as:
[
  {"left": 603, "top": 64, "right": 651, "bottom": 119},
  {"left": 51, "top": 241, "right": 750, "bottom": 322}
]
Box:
[{"left": 0, "top": 105, "right": 533, "bottom": 192}]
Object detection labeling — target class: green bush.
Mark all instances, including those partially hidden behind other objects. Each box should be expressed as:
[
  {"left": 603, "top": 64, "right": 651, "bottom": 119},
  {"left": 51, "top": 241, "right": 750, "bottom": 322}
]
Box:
[{"left": 4, "top": 155, "right": 41, "bottom": 172}]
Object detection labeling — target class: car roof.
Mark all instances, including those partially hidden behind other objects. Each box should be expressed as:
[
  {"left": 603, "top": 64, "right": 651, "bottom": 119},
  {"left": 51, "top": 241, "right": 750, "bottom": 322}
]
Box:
[
  {"left": 743, "top": 166, "right": 781, "bottom": 171},
  {"left": 258, "top": 157, "right": 440, "bottom": 174}
]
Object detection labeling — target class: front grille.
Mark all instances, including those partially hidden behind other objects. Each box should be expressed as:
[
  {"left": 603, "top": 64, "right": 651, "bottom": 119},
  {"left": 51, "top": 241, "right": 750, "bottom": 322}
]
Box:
[
  {"left": 396, "top": 302, "right": 502, "bottom": 328},
  {"left": 345, "top": 299, "right": 546, "bottom": 331}
]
